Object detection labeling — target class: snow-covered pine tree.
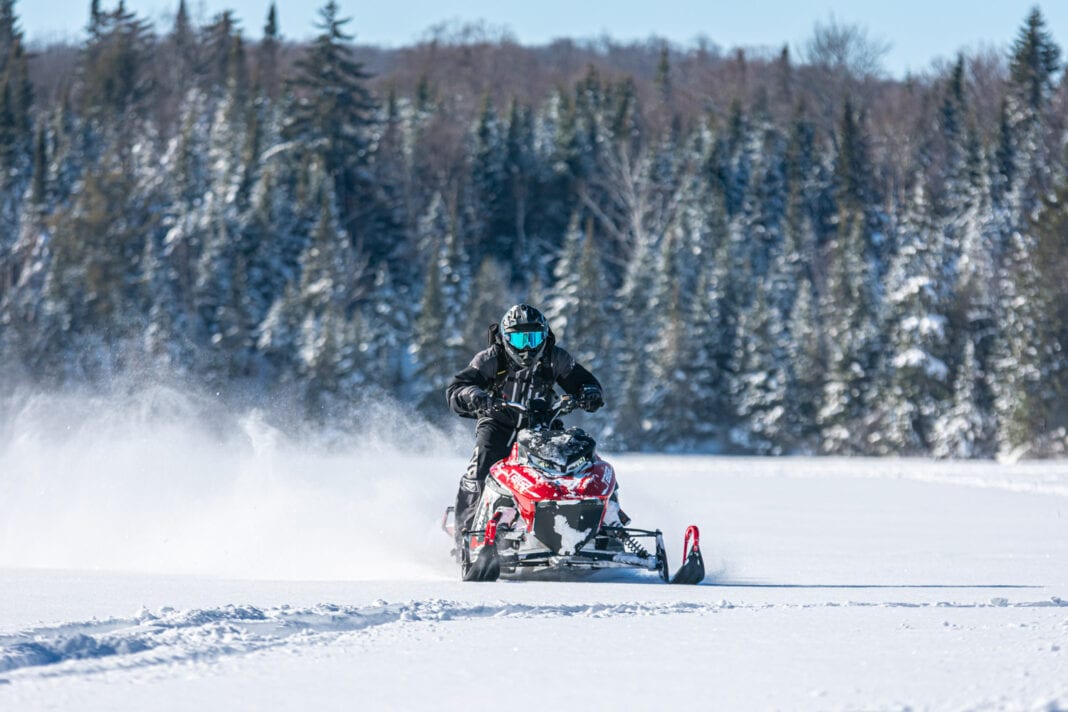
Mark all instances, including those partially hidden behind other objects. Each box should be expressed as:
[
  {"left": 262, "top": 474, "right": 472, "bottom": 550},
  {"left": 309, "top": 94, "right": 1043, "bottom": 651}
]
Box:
[
  {"left": 817, "top": 210, "right": 881, "bottom": 454},
  {"left": 468, "top": 95, "right": 510, "bottom": 268},
  {"left": 412, "top": 195, "right": 471, "bottom": 410},
  {"left": 0, "top": 0, "right": 33, "bottom": 307},
  {"left": 987, "top": 10, "right": 1063, "bottom": 458},
  {"left": 611, "top": 186, "right": 666, "bottom": 449},
  {"left": 932, "top": 334, "right": 995, "bottom": 458},
  {"left": 284, "top": 1, "right": 379, "bottom": 257},
  {"left": 502, "top": 99, "right": 535, "bottom": 281},
  {"left": 991, "top": 225, "right": 1049, "bottom": 459},
  {"left": 1029, "top": 144, "right": 1068, "bottom": 451},
  {"left": 784, "top": 274, "right": 823, "bottom": 450},
  {"left": 934, "top": 54, "right": 970, "bottom": 271},
  {"left": 292, "top": 173, "right": 365, "bottom": 409},
  {"left": 544, "top": 212, "right": 584, "bottom": 337},
  {"left": 817, "top": 99, "right": 884, "bottom": 453},
  {"left": 948, "top": 153, "right": 1001, "bottom": 456},
  {"left": 367, "top": 89, "right": 413, "bottom": 274},
  {"left": 878, "top": 180, "right": 951, "bottom": 454},
  {"left": 729, "top": 273, "right": 790, "bottom": 454},
  {"left": 254, "top": 2, "right": 281, "bottom": 101},
  {"left": 359, "top": 264, "right": 412, "bottom": 396},
  {"left": 644, "top": 222, "right": 698, "bottom": 448}
]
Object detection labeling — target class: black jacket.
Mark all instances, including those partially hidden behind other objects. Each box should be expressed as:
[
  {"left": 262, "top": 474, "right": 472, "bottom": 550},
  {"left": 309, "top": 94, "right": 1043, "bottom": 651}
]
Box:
[{"left": 446, "top": 330, "right": 600, "bottom": 423}]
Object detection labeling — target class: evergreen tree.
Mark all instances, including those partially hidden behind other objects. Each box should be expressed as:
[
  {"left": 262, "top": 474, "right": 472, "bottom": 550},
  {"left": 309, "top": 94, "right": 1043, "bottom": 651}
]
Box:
[
  {"left": 167, "top": 0, "right": 197, "bottom": 95},
  {"left": 29, "top": 121, "right": 47, "bottom": 209},
  {"left": 1008, "top": 8, "right": 1061, "bottom": 119},
  {"left": 1029, "top": 146, "right": 1068, "bottom": 448},
  {"left": 255, "top": 3, "right": 281, "bottom": 99},
  {"left": 879, "top": 181, "right": 950, "bottom": 453},
  {"left": 502, "top": 99, "right": 535, "bottom": 279},
  {"left": 199, "top": 11, "right": 238, "bottom": 89},
  {"left": 932, "top": 335, "right": 995, "bottom": 458},
  {"left": 683, "top": 258, "right": 728, "bottom": 448},
  {"left": 1002, "top": 7, "right": 1062, "bottom": 219},
  {"left": 0, "top": 0, "right": 31, "bottom": 172},
  {"left": 784, "top": 275, "right": 824, "bottom": 449},
  {"left": 43, "top": 155, "right": 148, "bottom": 370},
  {"left": 261, "top": 171, "right": 364, "bottom": 406},
  {"left": 991, "top": 225, "right": 1051, "bottom": 458},
  {"left": 412, "top": 195, "right": 471, "bottom": 409},
  {"left": 79, "top": 2, "right": 154, "bottom": 124},
  {"left": 468, "top": 95, "right": 509, "bottom": 267},
  {"left": 817, "top": 210, "right": 881, "bottom": 453},
  {"left": 367, "top": 89, "right": 412, "bottom": 272},
  {"left": 285, "top": 1, "right": 378, "bottom": 251},
  {"left": 949, "top": 155, "right": 1001, "bottom": 454},
  {"left": 644, "top": 225, "right": 694, "bottom": 448},
  {"left": 358, "top": 265, "right": 411, "bottom": 394},
  {"left": 729, "top": 275, "right": 790, "bottom": 454}
]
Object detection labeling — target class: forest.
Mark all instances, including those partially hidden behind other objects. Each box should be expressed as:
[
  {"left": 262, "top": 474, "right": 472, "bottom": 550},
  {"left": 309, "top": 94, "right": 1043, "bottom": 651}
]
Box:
[{"left": 0, "top": 0, "right": 1066, "bottom": 458}]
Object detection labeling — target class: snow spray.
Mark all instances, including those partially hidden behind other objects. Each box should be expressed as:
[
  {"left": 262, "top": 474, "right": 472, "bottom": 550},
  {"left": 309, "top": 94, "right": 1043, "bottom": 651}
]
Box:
[{"left": 0, "top": 385, "right": 466, "bottom": 580}]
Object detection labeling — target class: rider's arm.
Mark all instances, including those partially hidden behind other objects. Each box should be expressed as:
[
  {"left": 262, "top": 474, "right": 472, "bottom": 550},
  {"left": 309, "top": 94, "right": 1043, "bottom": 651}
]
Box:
[
  {"left": 551, "top": 347, "right": 601, "bottom": 396},
  {"left": 446, "top": 347, "right": 499, "bottom": 417}
]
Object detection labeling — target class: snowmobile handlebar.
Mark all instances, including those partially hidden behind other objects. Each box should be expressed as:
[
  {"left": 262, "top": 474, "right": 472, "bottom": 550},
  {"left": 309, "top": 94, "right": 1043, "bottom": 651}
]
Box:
[
  {"left": 499, "top": 394, "right": 577, "bottom": 418},
  {"left": 490, "top": 395, "right": 578, "bottom": 431}
]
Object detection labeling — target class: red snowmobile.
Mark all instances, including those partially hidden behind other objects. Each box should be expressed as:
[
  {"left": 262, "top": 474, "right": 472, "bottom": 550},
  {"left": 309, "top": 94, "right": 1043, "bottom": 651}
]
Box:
[{"left": 442, "top": 395, "right": 705, "bottom": 584}]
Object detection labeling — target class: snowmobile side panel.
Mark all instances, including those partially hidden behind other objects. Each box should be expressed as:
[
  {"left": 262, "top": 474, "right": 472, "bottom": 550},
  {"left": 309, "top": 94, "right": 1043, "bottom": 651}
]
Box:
[{"left": 531, "top": 499, "right": 605, "bottom": 554}]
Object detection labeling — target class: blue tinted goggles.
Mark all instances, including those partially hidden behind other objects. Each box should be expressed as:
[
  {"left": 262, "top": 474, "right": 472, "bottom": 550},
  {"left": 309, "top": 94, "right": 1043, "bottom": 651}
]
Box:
[{"left": 505, "top": 330, "right": 546, "bottom": 350}]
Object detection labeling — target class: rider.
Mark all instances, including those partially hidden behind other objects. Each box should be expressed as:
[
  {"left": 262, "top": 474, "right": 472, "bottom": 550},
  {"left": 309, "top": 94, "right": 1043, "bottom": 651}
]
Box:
[{"left": 446, "top": 304, "right": 609, "bottom": 544}]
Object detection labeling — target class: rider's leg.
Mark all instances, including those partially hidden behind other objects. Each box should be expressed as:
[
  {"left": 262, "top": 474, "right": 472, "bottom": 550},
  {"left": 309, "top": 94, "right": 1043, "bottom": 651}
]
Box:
[
  {"left": 454, "top": 417, "right": 514, "bottom": 545},
  {"left": 603, "top": 487, "right": 632, "bottom": 527}
]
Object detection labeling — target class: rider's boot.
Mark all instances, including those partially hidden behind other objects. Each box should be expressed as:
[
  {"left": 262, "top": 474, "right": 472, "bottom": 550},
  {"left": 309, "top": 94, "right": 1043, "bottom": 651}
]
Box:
[{"left": 453, "top": 475, "right": 481, "bottom": 554}]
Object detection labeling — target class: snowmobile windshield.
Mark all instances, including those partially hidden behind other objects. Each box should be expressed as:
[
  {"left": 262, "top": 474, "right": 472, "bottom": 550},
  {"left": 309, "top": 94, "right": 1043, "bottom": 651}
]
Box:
[
  {"left": 518, "top": 428, "right": 595, "bottom": 476},
  {"left": 505, "top": 329, "right": 546, "bottom": 351}
]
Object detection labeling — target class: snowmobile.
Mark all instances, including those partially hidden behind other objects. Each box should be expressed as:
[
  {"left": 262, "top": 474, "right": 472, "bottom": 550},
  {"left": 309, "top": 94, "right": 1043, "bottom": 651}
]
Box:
[{"left": 442, "top": 394, "right": 705, "bottom": 584}]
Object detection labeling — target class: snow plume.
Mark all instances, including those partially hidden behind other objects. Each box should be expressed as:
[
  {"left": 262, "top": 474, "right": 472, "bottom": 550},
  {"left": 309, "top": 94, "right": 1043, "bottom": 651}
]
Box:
[{"left": 0, "top": 385, "right": 467, "bottom": 580}]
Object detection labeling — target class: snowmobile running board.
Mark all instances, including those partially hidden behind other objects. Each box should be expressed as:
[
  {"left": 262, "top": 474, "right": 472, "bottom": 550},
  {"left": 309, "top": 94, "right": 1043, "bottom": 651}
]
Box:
[{"left": 451, "top": 520, "right": 705, "bottom": 584}]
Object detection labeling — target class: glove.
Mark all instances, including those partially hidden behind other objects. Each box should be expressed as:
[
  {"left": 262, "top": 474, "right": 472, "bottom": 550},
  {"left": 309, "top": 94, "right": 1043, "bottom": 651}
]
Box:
[
  {"left": 577, "top": 385, "right": 603, "bottom": 413},
  {"left": 469, "top": 390, "right": 502, "bottom": 416}
]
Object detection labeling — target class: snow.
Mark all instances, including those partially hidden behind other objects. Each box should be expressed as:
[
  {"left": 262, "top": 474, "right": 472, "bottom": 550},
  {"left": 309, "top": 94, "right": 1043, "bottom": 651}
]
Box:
[
  {"left": 1, "top": 404, "right": 1067, "bottom": 710},
  {"left": 892, "top": 347, "right": 950, "bottom": 380}
]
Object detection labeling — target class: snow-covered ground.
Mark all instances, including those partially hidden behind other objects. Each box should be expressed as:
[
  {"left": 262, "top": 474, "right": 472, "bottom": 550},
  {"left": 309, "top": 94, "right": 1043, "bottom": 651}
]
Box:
[{"left": 1, "top": 394, "right": 1066, "bottom": 710}]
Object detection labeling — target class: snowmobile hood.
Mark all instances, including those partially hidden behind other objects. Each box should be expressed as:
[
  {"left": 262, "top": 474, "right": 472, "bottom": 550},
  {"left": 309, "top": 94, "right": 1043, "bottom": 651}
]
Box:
[{"left": 517, "top": 427, "right": 596, "bottom": 475}]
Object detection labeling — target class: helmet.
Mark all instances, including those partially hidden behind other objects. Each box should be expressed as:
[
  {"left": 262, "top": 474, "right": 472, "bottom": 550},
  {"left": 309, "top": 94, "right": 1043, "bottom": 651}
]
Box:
[{"left": 500, "top": 304, "right": 549, "bottom": 368}]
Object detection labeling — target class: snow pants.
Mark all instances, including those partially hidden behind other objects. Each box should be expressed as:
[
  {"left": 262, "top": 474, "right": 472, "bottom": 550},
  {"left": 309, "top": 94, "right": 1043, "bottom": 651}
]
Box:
[{"left": 454, "top": 417, "right": 515, "bottom": 541}]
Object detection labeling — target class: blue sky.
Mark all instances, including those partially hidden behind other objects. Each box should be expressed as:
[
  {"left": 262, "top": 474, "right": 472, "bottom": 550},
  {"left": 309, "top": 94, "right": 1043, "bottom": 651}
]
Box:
[{"left": 17, "top": 0, "right": 1068, "bottom": 78}]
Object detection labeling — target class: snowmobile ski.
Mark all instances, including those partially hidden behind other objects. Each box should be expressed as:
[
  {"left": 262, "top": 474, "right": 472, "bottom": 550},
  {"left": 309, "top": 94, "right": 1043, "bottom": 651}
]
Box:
[{"left": 669, "top": 525, "right": 706, "bottom": 585}]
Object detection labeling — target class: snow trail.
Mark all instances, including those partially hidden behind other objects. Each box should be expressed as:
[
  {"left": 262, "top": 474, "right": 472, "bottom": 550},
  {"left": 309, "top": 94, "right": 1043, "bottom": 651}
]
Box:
[{"left": 3, "top": 596, "right": 1066, "bottom": 679}]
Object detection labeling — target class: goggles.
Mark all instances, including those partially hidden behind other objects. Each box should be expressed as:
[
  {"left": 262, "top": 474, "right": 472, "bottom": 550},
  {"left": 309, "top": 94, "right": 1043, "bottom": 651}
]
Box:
[{"left": 505, "top": 329, "right": 546, "bottom": 350}]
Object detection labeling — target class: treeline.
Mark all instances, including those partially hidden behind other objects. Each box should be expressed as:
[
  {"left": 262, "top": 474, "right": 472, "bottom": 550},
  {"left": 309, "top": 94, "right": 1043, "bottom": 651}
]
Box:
[{"left": 0, "top": 1, "right": 1066, "bottom": 458}]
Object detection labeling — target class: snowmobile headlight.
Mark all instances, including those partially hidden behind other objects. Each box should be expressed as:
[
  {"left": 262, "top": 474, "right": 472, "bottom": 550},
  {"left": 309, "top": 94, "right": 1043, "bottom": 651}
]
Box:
[
  {"left": 528, "top": 453, "right": 588, "bottom": 476},
  {"left": 528, "top": 453, "right": 561, "bottom": 474}
]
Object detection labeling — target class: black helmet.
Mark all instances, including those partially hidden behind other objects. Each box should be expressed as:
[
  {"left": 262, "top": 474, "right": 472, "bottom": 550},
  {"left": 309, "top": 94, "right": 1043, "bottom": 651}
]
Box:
[{"left": 500, "top": 304, "right": 549, "bottom": 367}]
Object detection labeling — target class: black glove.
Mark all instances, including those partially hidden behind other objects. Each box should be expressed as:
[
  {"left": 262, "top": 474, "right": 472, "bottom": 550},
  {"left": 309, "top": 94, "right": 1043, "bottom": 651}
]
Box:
[
  {"left": 577, "top": 385, "right": 603, "bottom": 412},
  {"left": 469, "top": 390, "right": 503, "bottom": 416}
]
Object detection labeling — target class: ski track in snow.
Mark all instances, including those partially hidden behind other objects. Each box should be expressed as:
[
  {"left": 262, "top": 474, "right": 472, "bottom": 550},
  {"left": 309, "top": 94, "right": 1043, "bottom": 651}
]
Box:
[{"left": 2, "top": 595, "right": 1066, "bottom": 681}]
